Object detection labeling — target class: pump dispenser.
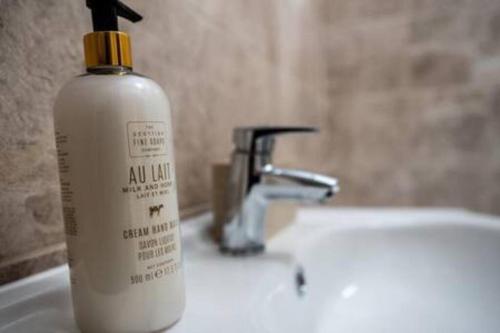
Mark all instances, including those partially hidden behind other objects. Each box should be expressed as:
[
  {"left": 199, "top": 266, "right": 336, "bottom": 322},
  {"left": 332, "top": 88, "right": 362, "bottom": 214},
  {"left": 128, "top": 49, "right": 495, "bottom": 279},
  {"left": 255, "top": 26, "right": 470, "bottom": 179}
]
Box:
[
  {"left": 53, "top": 1, "right": 185, "bottom": 332},
  {"left": 84, "top": 0, "right": 142, "bottom": 69}
]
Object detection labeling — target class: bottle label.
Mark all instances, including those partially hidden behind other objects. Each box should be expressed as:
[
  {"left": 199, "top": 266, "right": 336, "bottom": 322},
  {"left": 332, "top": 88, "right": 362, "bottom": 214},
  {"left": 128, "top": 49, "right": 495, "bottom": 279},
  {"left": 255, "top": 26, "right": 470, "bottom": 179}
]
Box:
[{"left": 56, "top": 119, "right": 182, "bottom": 288}]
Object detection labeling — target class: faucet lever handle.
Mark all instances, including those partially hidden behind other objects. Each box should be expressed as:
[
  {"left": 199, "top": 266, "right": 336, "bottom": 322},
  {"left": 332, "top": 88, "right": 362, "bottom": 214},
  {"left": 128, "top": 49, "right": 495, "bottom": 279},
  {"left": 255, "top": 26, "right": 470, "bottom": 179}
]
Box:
[{"left": 233, "top": 126, "right": 317, "bottom": 154}]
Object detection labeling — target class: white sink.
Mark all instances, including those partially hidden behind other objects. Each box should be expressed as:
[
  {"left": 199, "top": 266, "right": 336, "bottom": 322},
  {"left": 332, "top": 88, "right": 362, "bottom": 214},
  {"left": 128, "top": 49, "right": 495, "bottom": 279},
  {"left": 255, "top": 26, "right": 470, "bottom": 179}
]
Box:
[
  {"left": 1, "top": 208, "right": 499, "bottom": 333},
  {"left": 271, "top": 208, "right": 500, "bottom": 333}
]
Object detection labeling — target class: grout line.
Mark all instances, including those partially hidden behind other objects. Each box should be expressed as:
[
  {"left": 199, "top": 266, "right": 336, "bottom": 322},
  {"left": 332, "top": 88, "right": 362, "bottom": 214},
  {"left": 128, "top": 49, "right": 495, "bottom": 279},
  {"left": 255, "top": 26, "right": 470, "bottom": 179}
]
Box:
[
  {"left": 0, "top": 242, "right": 66, "bottom": 270},
  {"left": 180, "top": 203, "right": 211, "bottom": 219}
]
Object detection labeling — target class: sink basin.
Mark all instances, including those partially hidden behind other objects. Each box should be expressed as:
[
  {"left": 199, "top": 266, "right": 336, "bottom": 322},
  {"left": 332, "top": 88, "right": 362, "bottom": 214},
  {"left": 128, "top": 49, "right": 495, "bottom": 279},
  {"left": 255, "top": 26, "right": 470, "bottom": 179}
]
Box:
[
  {"left": 270, "top": 208, "right": 500, "bottom": 333},
  {"left": 0, "top": 208, "right": 499, "bottom": 332}
]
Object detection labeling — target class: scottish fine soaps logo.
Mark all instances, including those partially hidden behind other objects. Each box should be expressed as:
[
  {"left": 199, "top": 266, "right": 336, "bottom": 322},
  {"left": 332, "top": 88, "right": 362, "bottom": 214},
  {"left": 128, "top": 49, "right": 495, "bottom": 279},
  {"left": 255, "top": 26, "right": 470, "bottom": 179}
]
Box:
[{"left": 127, "top": 121, "right": 168, "bottom": 158}]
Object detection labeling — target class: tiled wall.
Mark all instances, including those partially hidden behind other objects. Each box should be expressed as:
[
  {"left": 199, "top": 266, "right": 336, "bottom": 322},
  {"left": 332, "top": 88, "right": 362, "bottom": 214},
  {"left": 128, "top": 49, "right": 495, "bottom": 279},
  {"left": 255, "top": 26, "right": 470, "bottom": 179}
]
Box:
[{"left": 1, "top": 0, "right": 499, "bottom": 284}]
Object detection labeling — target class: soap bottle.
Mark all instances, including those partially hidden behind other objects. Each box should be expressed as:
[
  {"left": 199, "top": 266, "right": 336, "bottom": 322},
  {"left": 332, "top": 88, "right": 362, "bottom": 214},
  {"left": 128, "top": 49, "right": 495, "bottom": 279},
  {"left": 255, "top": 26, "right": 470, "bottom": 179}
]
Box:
[{"left": 53, "top": 1, "right": 185, "bottom": 332}]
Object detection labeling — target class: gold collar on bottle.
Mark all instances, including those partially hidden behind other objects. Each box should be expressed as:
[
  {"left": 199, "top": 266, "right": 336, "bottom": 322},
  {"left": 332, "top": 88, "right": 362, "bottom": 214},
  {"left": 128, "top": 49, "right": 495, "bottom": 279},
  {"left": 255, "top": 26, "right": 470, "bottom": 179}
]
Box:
[{"left": 83, "top": 31, "right": 133, "bottom": 69}]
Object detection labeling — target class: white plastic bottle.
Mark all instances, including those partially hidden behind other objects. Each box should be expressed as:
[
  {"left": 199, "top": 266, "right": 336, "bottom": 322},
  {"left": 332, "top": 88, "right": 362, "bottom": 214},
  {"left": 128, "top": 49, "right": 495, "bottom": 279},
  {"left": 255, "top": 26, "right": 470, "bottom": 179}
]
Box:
[{"left": 53, "top": 1, "right": 185, "bottom": 332}]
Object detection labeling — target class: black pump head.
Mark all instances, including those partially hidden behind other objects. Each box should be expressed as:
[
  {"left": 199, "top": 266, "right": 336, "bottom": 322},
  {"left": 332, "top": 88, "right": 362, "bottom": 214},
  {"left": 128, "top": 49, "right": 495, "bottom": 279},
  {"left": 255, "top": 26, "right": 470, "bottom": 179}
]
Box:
[{"left": 86, "top": 0, "right": 142, "bottom": 31}]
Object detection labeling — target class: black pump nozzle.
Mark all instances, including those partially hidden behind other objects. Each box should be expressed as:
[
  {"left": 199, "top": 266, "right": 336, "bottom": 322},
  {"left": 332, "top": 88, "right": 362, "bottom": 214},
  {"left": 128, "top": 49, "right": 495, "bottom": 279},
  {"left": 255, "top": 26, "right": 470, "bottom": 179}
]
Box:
[{"left": 86, "top": 0, "right": 142, "bottom": 31}]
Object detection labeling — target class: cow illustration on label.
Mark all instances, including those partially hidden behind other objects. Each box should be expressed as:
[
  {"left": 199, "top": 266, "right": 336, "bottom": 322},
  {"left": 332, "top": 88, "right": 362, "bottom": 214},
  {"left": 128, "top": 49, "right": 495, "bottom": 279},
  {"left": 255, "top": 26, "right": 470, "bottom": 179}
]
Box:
[{"left": 149, "top": 204, "right": 164, "bottom": 217}]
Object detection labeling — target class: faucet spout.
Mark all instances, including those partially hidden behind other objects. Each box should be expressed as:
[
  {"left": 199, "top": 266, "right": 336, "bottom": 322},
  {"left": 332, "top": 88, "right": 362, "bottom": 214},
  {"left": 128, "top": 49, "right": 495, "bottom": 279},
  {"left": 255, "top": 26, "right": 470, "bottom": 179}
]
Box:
[
  {"left": 260, "top": 164, "right": 340, "bottom": 201},
  {"left": 221, "top": 166, "right": 340, "bottom": 255}
]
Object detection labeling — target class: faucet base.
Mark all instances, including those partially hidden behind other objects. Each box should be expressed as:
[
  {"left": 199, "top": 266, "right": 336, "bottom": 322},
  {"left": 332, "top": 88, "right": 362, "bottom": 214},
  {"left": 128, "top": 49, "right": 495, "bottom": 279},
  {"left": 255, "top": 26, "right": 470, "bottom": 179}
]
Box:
[{"left": 220, "top": 244, "right": 265, "bottom": 256}]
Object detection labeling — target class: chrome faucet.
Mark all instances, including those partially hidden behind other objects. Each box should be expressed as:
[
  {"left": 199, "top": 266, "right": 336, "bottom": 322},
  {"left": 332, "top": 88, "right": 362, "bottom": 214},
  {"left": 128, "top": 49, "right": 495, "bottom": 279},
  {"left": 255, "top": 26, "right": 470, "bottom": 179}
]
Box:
[{"left": 220, "top": 127, "right": 340, "bottom": 255}]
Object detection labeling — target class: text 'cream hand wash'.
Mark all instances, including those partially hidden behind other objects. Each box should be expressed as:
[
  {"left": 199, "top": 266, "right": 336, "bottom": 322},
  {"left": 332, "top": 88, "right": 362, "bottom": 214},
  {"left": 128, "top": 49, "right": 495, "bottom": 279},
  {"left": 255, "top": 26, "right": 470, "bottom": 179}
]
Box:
[{"left": 53, "top": 1, "right": 185, "bottom": 332}]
